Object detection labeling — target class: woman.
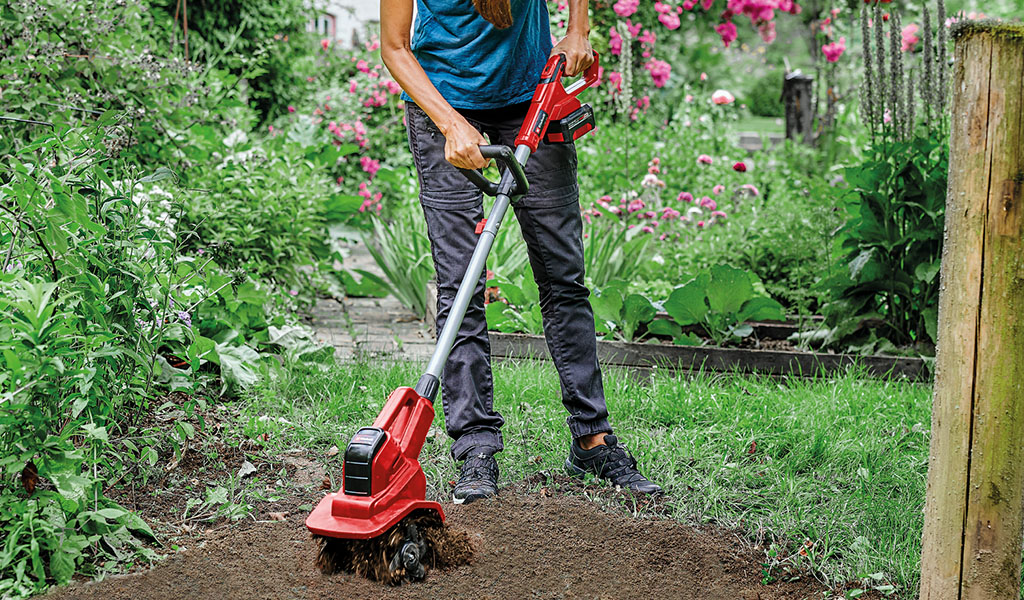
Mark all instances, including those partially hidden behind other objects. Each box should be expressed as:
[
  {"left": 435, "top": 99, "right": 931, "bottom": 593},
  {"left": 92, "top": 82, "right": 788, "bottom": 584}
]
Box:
[{"left": 380, "top": 0, "right": 661, "bottom": 503}]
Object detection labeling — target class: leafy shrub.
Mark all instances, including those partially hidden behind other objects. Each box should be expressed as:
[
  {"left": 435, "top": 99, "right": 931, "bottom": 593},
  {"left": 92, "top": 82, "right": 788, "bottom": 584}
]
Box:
[
  {"left": 147, "top": 0, "right": 316, "bottom": 120},
  {"left": 0, "top": 6, "right": 351, "bottom": 589},
  {"left": 818, "top": 134, "right": 947, "bottom": 354},
  {"left": 744, "top": 69, "right": 784, "bottom": 118},
  {"left": 175, "top": 129, "right": 349, "bottom": 303},
  {"left": 0, "top": 122, "right": 218, "bottom": 594}
]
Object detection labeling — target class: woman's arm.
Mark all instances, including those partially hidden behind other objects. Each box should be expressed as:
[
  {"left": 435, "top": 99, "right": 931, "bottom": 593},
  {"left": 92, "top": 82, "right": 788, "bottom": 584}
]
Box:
[
  {"left": 551, "top": 0, "right": 594, "bottom": 76},
  {"left": 380, "top": 0, "right": 488, "bottom": 170}
]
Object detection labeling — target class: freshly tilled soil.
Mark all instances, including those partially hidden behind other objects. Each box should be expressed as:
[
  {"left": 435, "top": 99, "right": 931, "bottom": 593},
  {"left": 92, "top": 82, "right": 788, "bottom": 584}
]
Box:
[{"left": 49, "top": 481, "right": 831, "bottom": 600}]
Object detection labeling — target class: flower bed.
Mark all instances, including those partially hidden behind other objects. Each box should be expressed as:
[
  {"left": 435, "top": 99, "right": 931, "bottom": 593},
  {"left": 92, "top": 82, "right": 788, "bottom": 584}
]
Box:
[
  {"left": 488, "top": 331, "right": 927, "bottom": 380},
  {"left": 424, "top": 281, "right": 925, "bottom": 379}
]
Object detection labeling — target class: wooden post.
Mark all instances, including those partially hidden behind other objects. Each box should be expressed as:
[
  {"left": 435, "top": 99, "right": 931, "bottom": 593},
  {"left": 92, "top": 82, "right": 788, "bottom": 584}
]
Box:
[
  {"left": 782, "top": 71, "right": 813, "bottom": 144},
  {"left": 920, "top": 24, "right": 1024, "bottom": 600}
]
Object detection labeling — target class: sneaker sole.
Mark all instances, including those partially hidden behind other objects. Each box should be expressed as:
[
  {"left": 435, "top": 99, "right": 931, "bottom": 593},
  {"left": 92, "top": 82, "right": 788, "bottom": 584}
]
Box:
[{"left": 452, "top": 489, "right": 497, "bottom": 505}]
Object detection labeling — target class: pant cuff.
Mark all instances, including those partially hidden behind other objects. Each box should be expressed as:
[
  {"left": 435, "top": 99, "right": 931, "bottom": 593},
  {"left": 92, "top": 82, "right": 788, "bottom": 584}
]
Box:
[
  {"left": 568, "top": 418, "right": 613, "bottom": 441},
  {"left": 450, "top": 431, "right": 504, "bottom": 461}
]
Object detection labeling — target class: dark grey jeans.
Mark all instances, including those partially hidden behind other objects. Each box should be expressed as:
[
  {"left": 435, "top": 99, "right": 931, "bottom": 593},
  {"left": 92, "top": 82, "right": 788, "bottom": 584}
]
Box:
[{"left": 405, "top": 101, "right": 612, "bottom": 461}]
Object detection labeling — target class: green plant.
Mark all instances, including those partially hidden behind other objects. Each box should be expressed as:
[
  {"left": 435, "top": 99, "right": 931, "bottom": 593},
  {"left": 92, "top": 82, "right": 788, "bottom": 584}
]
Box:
[
  {"left": 485, "top": 270, "right": 545, "bottom": 336},
  {"left": 744, "top": 69, "right": 784, "bottom": 118},
  {"left": 583, "top": 220, "right": 652, "bottom": 290},
  {"left": 147, "top": 0, "right": 317, "bottom": 120},
  {"left": 656, "top": 265, "right": 785, "bottom": 346},
  {"left": 175, "top": 130, "right": 351, "bottom": 304},
  {"left": 818, "top": 135, "right": 947, "bottom": 355},
  {"left": 589, "top": 280, "right": 657, "bottom": 342},
  {"left": 814, "top": 2, "right": 952, "bottom": 356},
  {"left": 0, "top": 277, "right": 160, "bottom": 596},
  {"left": 360, "top": 211, "right": 435, "bottom": 318}
]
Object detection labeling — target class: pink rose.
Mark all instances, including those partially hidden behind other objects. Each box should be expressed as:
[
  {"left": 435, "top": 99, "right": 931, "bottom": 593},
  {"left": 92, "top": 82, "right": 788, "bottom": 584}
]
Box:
[
  {"left": 715, "top": 22, "right": 738, "bottom": 47},
  {"left": 645, "top": 59, "right": 672, "bottom": 88},
  {"left": 901, "top": 24, "right": 920, "bottom": 52},
  {"left": 609, "top": 28, "right": 623, "bottom": 56},
  {"left": 613, "top": 0, "right": 639, "bottom": 17},
  {"left": 822, "top": 37, "right": 846, "bottom": 63},
  {"left": 697, "top": 154, "right": 713, "bottom": 165},
  {"left": 711, "top": 89, "right": 735, "bottom": 105}
]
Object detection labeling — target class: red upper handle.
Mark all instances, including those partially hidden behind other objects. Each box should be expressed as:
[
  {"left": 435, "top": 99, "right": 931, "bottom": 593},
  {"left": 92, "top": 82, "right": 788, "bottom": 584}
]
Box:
[{"left": 514, "top": 52, "right": 600, "bottom": 152}]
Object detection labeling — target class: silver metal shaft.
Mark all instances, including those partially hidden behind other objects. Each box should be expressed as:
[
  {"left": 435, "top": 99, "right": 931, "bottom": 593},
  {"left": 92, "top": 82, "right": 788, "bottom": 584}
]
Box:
[{"left": 424, "top": 144, "right": 532, "bottom": 380}]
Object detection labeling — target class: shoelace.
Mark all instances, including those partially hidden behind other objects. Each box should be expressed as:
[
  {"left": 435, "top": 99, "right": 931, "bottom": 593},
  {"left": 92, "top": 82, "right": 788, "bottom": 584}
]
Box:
[
  {"left": 599, "top": 444, "right": 648, "bottom": 485},
  {"left": 460, "top": 454, "right": 497, "bottom": 483}
]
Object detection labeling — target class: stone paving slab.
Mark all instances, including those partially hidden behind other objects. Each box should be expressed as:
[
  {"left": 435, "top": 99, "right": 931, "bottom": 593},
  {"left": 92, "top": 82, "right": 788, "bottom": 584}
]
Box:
[{"left": 312, "top": 242, "right": 435, "bottom": 362}]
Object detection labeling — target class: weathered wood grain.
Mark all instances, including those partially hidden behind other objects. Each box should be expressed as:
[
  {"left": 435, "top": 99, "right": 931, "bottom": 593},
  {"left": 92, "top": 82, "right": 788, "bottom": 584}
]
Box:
[{"left": 920, "top": 24, "right": 1024, "bottom": 600}]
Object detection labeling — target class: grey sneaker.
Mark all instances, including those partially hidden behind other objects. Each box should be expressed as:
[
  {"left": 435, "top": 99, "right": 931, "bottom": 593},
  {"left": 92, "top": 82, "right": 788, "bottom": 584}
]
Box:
[
  {"left": 565, "top": 434, "right": 662, "bottom": 495},
  {"left": 452, "top": 452, "right": 498, "bottom": 505}
]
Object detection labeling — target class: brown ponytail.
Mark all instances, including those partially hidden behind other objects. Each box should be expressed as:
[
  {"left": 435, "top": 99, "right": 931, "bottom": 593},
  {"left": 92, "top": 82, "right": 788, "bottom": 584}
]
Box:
[{"left": 472, "top": 0, "right": 513, "bottom": 29}]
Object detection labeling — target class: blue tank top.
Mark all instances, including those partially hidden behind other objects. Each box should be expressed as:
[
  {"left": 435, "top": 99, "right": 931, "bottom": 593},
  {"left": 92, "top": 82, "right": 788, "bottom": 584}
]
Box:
[{"left": 404, "top": 0, "right": 552, "bottom": 110}]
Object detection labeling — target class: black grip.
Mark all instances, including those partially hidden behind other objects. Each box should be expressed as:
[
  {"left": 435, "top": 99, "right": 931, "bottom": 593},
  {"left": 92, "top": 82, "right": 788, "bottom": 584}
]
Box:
[{"left": 457, "top": 145, "right": 529, "bottom": 198}]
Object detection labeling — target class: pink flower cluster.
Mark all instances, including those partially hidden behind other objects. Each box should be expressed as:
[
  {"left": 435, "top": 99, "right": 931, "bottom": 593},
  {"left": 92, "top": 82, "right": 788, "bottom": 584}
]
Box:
[
  {"left": 613, "top": 0, "right": 639, "bottom": 17},
  {"left": 822, "top": 37, "right": 846, "bottom": 63},
  {"left": 587, "top": 156, "right": 735, "bottom": 240},
  {"left": 654, "top": 2, "right": 683, "bottom": 30},
  {"left": 683, "top": 0, "right": 802, "bottom": 46},
  {"left": 357, "top": 182, "right": 383, "bottom": 213},
  {"left": 645, "top": 59, "right": 672, "bottom": 88},
  {"left": 901, "top": 24, "right": 920, "bottom": 52},
  {"left": 326, "top": 119, "right": 369, "bottom": 149}
]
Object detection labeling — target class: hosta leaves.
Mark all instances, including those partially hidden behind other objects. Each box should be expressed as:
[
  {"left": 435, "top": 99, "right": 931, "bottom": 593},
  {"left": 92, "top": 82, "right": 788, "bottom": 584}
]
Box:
[
  {"left": 212, "top": 343, "right": 261, "bottom": 390},
  {"left": 736, "top": 297, "right": 785, "bottom": 324},
  {"left": 622, "top": 294, "right": 655, "bottom": 341},
  {"left": 706, "top": 265, "right": 753, "bottom": 315},
  {"left": 663, "top": 273, "right": 709, "bottom": 327}
]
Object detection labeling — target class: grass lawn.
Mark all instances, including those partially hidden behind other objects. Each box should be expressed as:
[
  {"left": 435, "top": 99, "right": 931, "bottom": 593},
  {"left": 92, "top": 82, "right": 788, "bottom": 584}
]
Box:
[
  {"left": 241, "top": 359, "right": 931, "bottom": 597},
  {"left": 736, "top": 116, "right": 786, "bottom": 135}
]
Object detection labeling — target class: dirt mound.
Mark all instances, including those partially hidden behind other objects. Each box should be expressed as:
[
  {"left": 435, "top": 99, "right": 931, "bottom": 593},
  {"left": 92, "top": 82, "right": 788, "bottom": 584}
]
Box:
[{"left": 49, "top": 481, "right": 830, "bottom": 600}]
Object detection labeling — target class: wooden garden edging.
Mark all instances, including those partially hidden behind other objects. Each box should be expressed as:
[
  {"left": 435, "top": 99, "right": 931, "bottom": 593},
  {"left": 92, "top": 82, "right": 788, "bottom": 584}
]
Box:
[
  {"left": 488, "top": 331, "right": 927, "bottom": 380},
  {"left": 919, "top": 23, "right": 1024, "bottom": 600}
]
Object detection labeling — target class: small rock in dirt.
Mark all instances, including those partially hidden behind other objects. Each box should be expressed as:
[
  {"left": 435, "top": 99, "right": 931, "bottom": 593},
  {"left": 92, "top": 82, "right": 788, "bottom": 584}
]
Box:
[
  {"left": 326, "top": 445, "right": 339, "bottom": 457},
  {"left": 238, "top": 461, "right": 258, "bottom": 479},
  {"left": 268, "top": 512, "right": 288, "bottom": 521}
]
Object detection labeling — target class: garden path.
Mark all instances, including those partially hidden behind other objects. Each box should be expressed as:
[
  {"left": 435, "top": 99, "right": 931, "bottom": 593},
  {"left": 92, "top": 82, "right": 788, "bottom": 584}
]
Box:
[{"left": 313, "top": 242, "right": 435, "bottom": 361}]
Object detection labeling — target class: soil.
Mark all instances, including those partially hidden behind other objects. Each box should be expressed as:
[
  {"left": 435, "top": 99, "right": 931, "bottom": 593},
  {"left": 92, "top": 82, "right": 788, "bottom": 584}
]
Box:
[{"left": 49, "top": 476, "right": 840, "bottom": 600}]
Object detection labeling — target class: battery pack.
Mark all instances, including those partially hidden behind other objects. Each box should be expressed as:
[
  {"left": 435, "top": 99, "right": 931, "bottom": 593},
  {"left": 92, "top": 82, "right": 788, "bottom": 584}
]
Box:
[{"left": 544, "top": 104, "right": 596, "bottom": 144}]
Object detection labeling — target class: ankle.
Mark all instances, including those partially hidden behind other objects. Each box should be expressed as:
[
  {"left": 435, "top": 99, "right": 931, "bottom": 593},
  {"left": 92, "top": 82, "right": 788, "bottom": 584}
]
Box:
[{"left": 577, "top": 431, "right": 611, "bottom": 451}]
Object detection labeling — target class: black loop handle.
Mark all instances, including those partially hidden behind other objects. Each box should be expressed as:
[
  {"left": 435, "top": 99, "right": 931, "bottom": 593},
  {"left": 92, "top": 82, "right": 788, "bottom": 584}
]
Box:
[{"left": 457, "top": 145, "right": 529, "bottom": 198}]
